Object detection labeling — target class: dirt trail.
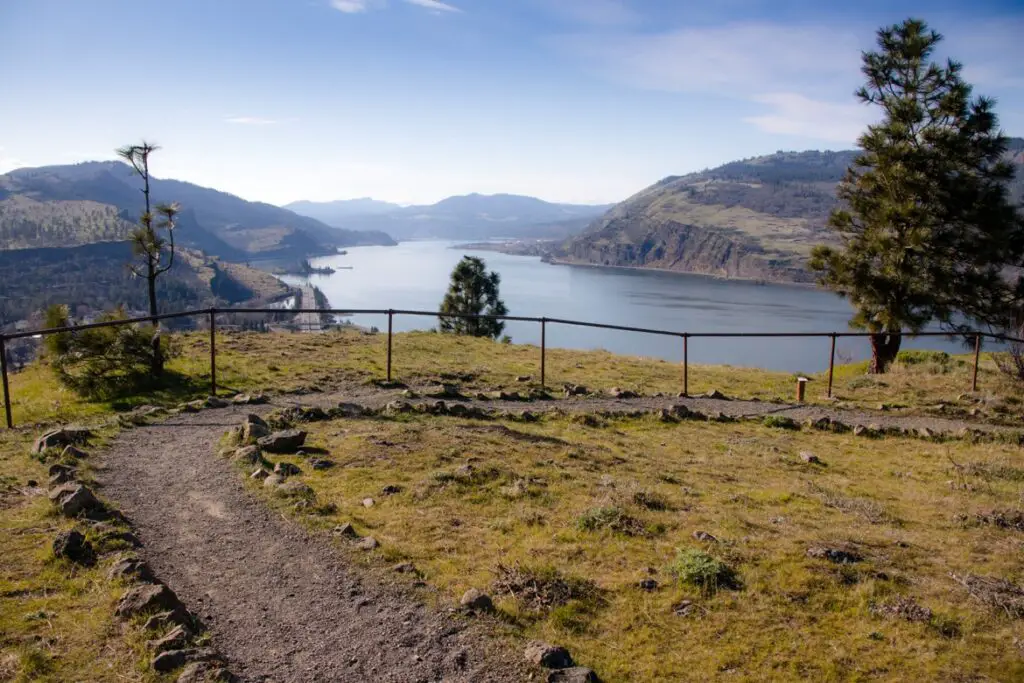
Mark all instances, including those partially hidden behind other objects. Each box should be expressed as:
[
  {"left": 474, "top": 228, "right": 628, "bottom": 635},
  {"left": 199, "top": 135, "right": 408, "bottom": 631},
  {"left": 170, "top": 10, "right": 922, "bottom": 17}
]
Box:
[{"left": 97, "top": 406, "right": 529, "bottom": 683}]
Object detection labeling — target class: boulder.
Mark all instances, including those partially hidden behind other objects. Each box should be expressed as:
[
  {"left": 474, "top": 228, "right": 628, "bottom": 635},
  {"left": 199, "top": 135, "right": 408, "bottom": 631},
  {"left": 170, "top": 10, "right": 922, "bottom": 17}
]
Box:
[
  {"left": 273, "top": 462, "right": 301, "bottom": 476},
  {"left": 516, "top": 375, "right": 532, "bottom": 382},
  {"left": 448, "top": 403, "right": 469, "bottom": 417},
  {"left": 232, "top": 446, "right": 261, "bottom": 464},
  {"left": 180, "top": 400, "right": 205, "bottom": 413},
  {"left": 108, "top": 555, "right": 156, "bottom": 583},
  {"left": 116, "top": 583, "right": 186, "bottom": 619},
  {"left": 32, "top": 427, "right": 91, "bottom": 454},
  {"left": 257, "top": 429, "right": 307, "bottom": 453},
  {"left": 241, "top": 414, "right": 270, "bottom": 442},
  {"left": 524, "top": 641, "right": 574, "bottom": 669},
  {"left": 143, "top": 609, "right": 194, "bottom": 631},
  {"left": 392, "top": 562, "right": 417, "bottom": 574},
  {"left": 547, "top": 668, "right": 599, "bottom": 683},
  {"left": 151, "top": 648, "right": 220, "bottom": 674},
  {"left": 563, "top": 384, "right": 589, "bottom": 397},
  {"left": 670, "top": 404, "right": 691, "bottom": 419},
  {"left": 356, "top": 536, "right": 379, "bottom": 551},
  {"left": 49, "top": 483, "right": 101, "bottom": 517},
  {"left": 148, "top": 624, "right": 193, "bottom": 653},
  {"left": 52, "top": 530, "right": 95, "bottom": 565},
  {"left": 460, "top": 588, "right": 493, "bottom": 611}
]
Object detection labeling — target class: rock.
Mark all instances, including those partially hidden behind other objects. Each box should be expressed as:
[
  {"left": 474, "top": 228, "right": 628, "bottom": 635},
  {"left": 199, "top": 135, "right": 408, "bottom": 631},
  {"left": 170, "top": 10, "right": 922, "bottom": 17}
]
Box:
[
  {"left": 108, "top": 556, "right": 156, "bottom": 583},
  {"left": 180, "top": 400, "right": 205, "bottom": 413},
  {"left": 356, "top": 536, "right": 378, "bottom": 550},
  {"left": 547, "top": 668, "right": 599, "bottom": 683},
  {"left": 204, "top": 396, "right": 229, "bottom": 409},
  {"left": 52, "top": 530, "right": 95, "bottom": 565},
  {"left": 273, "top": 462, "right": 301, "bottom": 476},
  {"left": 144, "top": 609, "right": 193, "bottom": 631},
  {"left": 852, "top": 425, "right": 870, "bottom": 437},
  {"left": 392, "top": 562, "right": 417, "bottom": 573},
  {"left": 381, "top": 484, "right": 403, "bottom": 495},
  {"left": 62, "top": 445, "right": 89, "bottom": 460},
  {"left": 263, "top": 474, "right": 285, "bottom": 488},
  {"left": 116, "top": 583, "right": 186, "bottom": 619},
  {"left": 49, "top": 483, "right": 101, "bottom": 517},
  {"left": 916, "top": 427, "right": 935, "bottom": 439},
  {"left": 362, "top": 497, "right": 375, "bottom": 507},
  {"left": 151, "top": 648, "right": 220, "bottom": 673},
  {"left": 48, "top": 466, "right": 77, "bottom": 487},
  {"left": 460, "top": 588, "right": 494, "bottom": 611},
  {"left": 516, "top": 375, "right": 532, "bottom": 382},
  {"left": 232, "top": 446, "right": 261, "bottom": 464},
  {"left": 257, "top": 429, "right": 307, "bottom": 453},
  {"left": 427, "top": 401, "right": 449, "bottom": 416},
  {"left": 563, "top": 384, "right": 589, "bottom": 397},
  {"left": 309, "top": 458, "right": 335, "bottom": 470},
  {"left": 448, "top": 403, "right": 469, "bottom": 417},
  {"left": 692, "top": 531, "right": 718, "bottom": 543},
  {"left": 241, "top": 415, "right": 270, "bottom": 442},
  {"left": 658, "top": 409, "right": 677, "bottom": 423},
  {"left": 32, "top": 427, "right": 92, "bottom": 454},
  {"left": 704, "top": 389, "right": 728, "bottom": 400},
  {"left": 638, "top": 578, "right": 658, "bottom": 591},
  {"left": 518, "top": 410, "right": 538, "bottom": 423},
  {"left": 275, "top": 480, "right": 314, "bottom": 499},
  {"left": 176, "top": 662, "right": 236, "bottom": 683},
  {"left": 670, "top": 404, "right": 691, "bottom": 418},
  {"left": 48, "top": 462, "right": 76, "bottom": 478},
  {"left": 335, "top": 402, "right": 367, "bottom": 418},
  {"left": 608, "top": 387, "right": 638, "bottom": 399},
  {"left": 807, "top": 545, "right": 862, "bottom": 564},
  {"left": 402, "top": 389, "right": 419, "bottom": 399},
  {"left": 800, "top": 451, "right": 823, "bottom": 465},
  {"left": 95, "top": 528, "right": 142, "bottom": 550},
  {"left": 524, "top": 641, "right": 574, "bottom": 669},
  {"left": 333, "top": 522, "right": 358, "bottom": 538},
  {"left": 148, "top": 624, "right": 193, "bottom": 653},
  {"left": 385, "top": 401, "right": 413, "bottom": 415},
  {"left": 672, "top": 599, "right": 695, "bottom": 617},
  {"left": 249, "top": 467, "right": 270, "bottom": 481}
]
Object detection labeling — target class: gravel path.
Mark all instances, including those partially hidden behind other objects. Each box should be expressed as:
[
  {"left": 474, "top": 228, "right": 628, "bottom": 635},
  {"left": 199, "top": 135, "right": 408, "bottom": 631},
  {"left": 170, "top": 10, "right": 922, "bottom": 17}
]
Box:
[{"left": 97, "top": 406, "right": 530, "bottom": 683}]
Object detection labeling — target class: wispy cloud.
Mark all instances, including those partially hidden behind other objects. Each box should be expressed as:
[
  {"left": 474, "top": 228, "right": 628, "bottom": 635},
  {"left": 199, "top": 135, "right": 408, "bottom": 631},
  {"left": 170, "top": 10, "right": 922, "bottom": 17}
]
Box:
[
  {"left": 224, "top": 116, "right": 278, "bottom": 125},
  {"left": 744, "top": 94, "right": 874, "bottom": 143},
  {"left": 329, "top": 0, "right": 460, "bottom": 14},
  {"left": 330, "top": 0, "right": 378, "bottom": 12},
  {"left": 404, "top": 0, "right": 460, "bottom": 12},
  {"left": 543, "top": 0, "right": 637, "bottom": 27}
]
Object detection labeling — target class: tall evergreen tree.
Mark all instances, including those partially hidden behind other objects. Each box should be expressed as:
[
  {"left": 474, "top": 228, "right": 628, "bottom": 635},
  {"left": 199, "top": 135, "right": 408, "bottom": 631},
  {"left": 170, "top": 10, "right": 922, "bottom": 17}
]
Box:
[
  {"left": 438, "top": 256, "right": 508, "bottom": 339},
  {"left": 116, "top": 142, "right": 179, "bottom": 375},
  {"left": 810, "top": 19, "right": 1024, "bottom": 373}
]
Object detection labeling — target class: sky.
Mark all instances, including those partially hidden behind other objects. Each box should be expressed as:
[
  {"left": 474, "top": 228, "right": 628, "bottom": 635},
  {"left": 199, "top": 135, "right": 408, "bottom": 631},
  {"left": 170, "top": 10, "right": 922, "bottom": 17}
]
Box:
[{"left": 1, "top": 0, "right": 1023, "bottom": 206}]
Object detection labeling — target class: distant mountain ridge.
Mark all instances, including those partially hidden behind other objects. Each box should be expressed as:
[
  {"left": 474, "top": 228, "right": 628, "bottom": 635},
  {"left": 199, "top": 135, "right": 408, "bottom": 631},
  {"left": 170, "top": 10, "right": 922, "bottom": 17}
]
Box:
[
  {"left": 283, "top": 198, "right": 403, "bottom": 223},
  {"left": 0, "top": 161, "right": 396, "bottom": 259},
  {"left": 558, "top": 140, "right": 1024, "bottom": 283},
  {"left": 287, "top": 192, "right": 612, "bottom": 240}
]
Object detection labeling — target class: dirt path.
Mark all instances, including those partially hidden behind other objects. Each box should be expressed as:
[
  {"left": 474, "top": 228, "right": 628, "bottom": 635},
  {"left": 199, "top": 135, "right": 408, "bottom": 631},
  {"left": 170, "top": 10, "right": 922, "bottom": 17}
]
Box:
[{"left": 97, "top": 406, "right": 529, "bottom": 683}]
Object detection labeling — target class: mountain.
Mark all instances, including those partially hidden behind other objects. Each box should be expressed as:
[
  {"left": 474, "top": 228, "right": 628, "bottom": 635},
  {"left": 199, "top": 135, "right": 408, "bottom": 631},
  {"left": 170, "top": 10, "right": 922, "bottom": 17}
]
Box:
[
  {"left": 559, "top": 140, "right": 1024, "bottom": 283},
  {"left": 0, "top": 161, "right": 396, "bottom": 259},
  {"left": 283, "top": 198, "right": 403, "bottom": 224},
  {"left": 288, "top": 192, "right": 612, "bottom": 241}
]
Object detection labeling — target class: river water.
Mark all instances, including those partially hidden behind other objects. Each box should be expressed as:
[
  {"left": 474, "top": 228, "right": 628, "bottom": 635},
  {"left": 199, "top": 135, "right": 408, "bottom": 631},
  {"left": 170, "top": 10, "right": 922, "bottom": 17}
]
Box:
[{"left": 282, "top": 241, "right": 967, "bottom": 373}]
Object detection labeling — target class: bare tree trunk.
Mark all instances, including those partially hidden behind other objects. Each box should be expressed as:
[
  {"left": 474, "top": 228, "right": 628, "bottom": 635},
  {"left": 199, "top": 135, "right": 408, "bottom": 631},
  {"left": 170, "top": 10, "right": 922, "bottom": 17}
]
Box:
[
  {"left": 869, "top": 332, "right": 902, "bottom": 373},
  {"left": 147, "top": 262, "right": 163, "bottom": 376}
]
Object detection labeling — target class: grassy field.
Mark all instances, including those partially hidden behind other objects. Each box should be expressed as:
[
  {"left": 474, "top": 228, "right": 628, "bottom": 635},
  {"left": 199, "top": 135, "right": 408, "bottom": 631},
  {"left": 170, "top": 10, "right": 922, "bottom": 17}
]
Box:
[{"left": 253, "top": 409, "right": 1024, "bottom": 682}]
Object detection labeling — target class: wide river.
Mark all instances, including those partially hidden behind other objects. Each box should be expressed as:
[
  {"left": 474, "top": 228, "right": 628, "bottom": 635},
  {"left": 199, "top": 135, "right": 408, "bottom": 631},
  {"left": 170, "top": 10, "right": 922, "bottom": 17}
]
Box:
[{"left": 285, "top": 241, "right": 967, "bottom": 372}]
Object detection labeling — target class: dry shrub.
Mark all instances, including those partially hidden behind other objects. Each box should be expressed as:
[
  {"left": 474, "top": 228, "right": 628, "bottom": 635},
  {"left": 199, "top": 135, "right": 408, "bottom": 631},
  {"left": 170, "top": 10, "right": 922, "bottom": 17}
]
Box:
[
  {"left": 872, "top": 596, "right": 933, "bottom": 623},
  {"left": 807, "top": 483, "right": 894, "bottom": 524},
  {"left": 492, "top": 562, "right": 600, "bottom": 612},
  {"left": 951, "top": 573, "right": 1024, "bottom": 618},
  {"left": 975, "top": 509, "right": 1024, "bottom": 531}
]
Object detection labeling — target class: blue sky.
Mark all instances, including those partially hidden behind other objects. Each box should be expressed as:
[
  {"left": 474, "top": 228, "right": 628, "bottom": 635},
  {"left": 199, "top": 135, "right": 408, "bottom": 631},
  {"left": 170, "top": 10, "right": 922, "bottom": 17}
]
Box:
[{"left": 1, "top": 0, "right": 1022, "bottom": 206}]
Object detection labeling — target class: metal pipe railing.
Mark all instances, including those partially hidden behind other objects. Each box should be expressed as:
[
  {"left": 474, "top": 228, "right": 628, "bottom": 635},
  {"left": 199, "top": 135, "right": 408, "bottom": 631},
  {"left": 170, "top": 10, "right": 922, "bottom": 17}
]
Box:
[{"left": 1, "top": 304, "right": 1019, "bottom": 428}]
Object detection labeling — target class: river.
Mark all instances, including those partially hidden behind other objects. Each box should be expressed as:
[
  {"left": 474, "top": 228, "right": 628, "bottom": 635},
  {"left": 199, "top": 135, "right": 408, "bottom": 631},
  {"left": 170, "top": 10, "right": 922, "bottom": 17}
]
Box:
[{"left": 281, "top": 241, "right": 969, "bottom": 372}]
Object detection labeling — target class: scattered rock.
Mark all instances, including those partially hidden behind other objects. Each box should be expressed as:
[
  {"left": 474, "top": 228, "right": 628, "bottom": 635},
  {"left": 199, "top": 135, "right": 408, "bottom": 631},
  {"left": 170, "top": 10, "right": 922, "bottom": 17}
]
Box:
[
  {"left": 176, "top": 662, "right": 236, "bottom": 683},
  {"left": 204, "top": 396, "right": 229, "bottom": 409},
  {"left": 428, "top": 384, "right": 461, "bottom": 399},
  {"left": 916, "top": 427, "right": 935, "bottom": 439},
  {"left": 275, "top": 480, "right": 314, "bottom": 499},
  {"left": 49, "top": 483, "right": 102, "bottom": 517},
  {"left": 148, "top": 624, "right": 193, "bottom": 653},
  {"left": 460, "top": 588, "right": 494, "bottom": 611},
  {"left": 447, "top": 403, "right": 469, "bottom": 417},
  {"left": 381, "top": 484, "right": 403, "bottom": 495},
  {"left": 807, "top": 545, "right": 863, "bottom": 564},
  {"left": 547, "top": 667, "right": 599, "bottom": 683},
  {"left": 180, "top": 400, "right": 205, "bottom": 413},
  {"left": 232, "top": 446, "right": 261, "bottom": 464},
  {"left": 563, "top": 384, "right": 589, "bottom": 397},
  {"left": 808, "top": 417, "right": 831, "bottom": 431},
  {"left": 704, "top": 389, "right": 728, "bottom": 400},
  {"left": 516, "top": 375, "right": 532, "bottom": 382},
  {"left": 48, "top": 466, "right": 77, "bottom": 487},
  {"left": 309, "top": 458, "right": 335, "bottom": 470},
  {"left": 108, "top": 556, "right": 156, "bottom": 583},
  {"left": 144, "top": 610, "right": 193, "bottom": 631},
  {"left": 273, "top": 462, "right": 301, "bottom": 476},
  {"left": 241, "top": 414, "right": 270, "bottom": 442},
  {"left": 524, "top": 641, "right": 574, "bottom": 669},
  {"left": 249, "top": 467, "right": 270, "bottom": 481},
  {"left": 392, "top": 562, "right": 417, "bottom": 574},
  {"left": 356, "top": 536, "right": 378, "bottom": 551},
  {"left": 333, "top": 523, "right": 358, "bottom": 538},
  {"left": 335, "top": 402, "right": 366, "bottom": 418},
  {"left": 32, "top": 426, "right": 92, "bottom": 454},
  {"left": 232, "top": 393, "right": 267, "bottom": 406},
  {"left": 872, "top": 596, "right": 933, "bottom": 623},
  {"left": 263, "top": 474, "right": 285, "bottom": 488},
  {"left": 362, "top": 497, "right": 375, "bottom": 508},
  {"left": 52, "top": 530, "right": 95, "bottom": 565},
  {"left": 402, "top": 389, "right": 419, "bottom": 399},
  {"left": 257, "top": 429, "right": 307, "bottom": 453},
  {"left": 672, "top": 599, "right": 695, "bottom": 617},
  {"left": 608, "top": 387, "right": 638, "bottom": 399},
  {"left": 518, "top": 410, "right": 538, "bottom": 423},
  {"left": 670, "top": 404, "right": 691, "bottom": 419},
  {"left": 692, "top": 530, "right": 718, "bottom": 543},
  {"left": 151, "top": 648, "right": 220, "bottom": 674},
  {"left": 658, "top": 409, "right": 677, "bottom": 423},
  {"left": 427, "top": 400, "right": 449, "bottom": 416},
  {"left": 62, "top": 445, "right": 89, "bottom": 460},
  {"left": 800, "top": 451, "right": 823, "bottom": 465},
  {"left": 638, "top": 578, "right": 658, "bottom": 591},
  {"left": 116, "top": 583, "right": 186, "bottom": 619},
  {"left": 385, "top": 401, "right": 413, "bottom": 415}
]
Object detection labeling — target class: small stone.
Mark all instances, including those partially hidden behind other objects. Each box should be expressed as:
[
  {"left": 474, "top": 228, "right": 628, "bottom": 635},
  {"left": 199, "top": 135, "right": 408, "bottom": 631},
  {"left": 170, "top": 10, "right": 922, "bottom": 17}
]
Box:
[
  {"left": 800, "top": 451, "right": 823, "bottom": 465},
  {"left": 356, "top": 536, "right": 379, "bottom": 551},
  {"left": 392, "top": 562, "right": 416, "bottom": 573},
  {"left": 460, "top": 588, "right": 494, "bottom": 611},
  {"left": 276, "top": 480, "right": 314, "bottom": 498},
  {"left": 916, "top": 427, "right": 935, "bottom": 439},
  {"left": 608, "top": 387, "right": 638, "bottom": 399},
  {"left": 62, "top": 445, "right": 89, "bottom": 459},
  {"left": 176, "top": 662, "right": 236, "bottom": 683},
  {"left": 108, "top": 555, "right": 156, "bottom": 583},
  {"left": 32, "top": 426, "right": 91, "bottom": 454},
  {"left": 241, "top": 414, "right": 270, "bottom": 442},
  {"left": 257, "top": 429, "right": 307, "bottom": 453},
  {"left": 204, "top": 396, "right": 229, "bottom": 409},
  {"left": 309, "top": 458, "right": 335, "bottom": 470},
  {"left": 381, "top": 484, "right": 403, "bottom": 495},
  {"left": 250, "top": 468, "right": 270, "bottom": 480},
  {"left": 49, "top": 483, "right": 101, "bottom": 517},
  {"left": 263, "top": 474, "right": 285, "bottom": 488},
  {"left": 692, "top": 530, "right": 718, "bottom": 543},
  {"left": 447, "top": 403, "right": 469, "bottom": 417},
  {"left": 144, "top": 609, "right": 193, "bottom": 631},
  {"left": 672, "top": 599, "right": 694, "bottom": 617},
  {"left": 273, "top": 462, "right": 301, "bottom": 476},
  {"left": 704, "top": 389, "right": 728, "bottom": 400},
  {"left": 524, "top": 641, "right": 574, "bottom": 669},
  {"left": 52, "top": 530, "right": 95, "bottom": 565},
  {"left": 233, "top": 446, "right": 261, "bottom": 464},
  {"left": 519, "top": 410, "right": 538, "bottom": 422},
  {"left": 116, "top": 583, "right": 186, "bottom": 619},
  {"left": 516, "top": 375, "right": 531, "bottom": 382},
  {"left": 148, "top": 624, "right": 193, "bottom": 653},
  {"left": 48, "top": 468, "right": 77, "bottom": 487},
  {"left": 334, "top": 523, "right": 359, "bottom": 538},
  {"left": 362, "top": 497, "right": 375, "bottom": 508},
  {"left": 385, "top": 401, "right": 413, "bottom": 415},
  {"left": 638, "top": 578, "right": 658, "bottom": 591},
  {"left": 807, "top": 545, "right": 862, "bottom": 564},
  {"left": 547, "top": 667, "right": 599, "bottom": 683},
  {"left": 151, "top": 647, "right": 219, "bottom": 673}
]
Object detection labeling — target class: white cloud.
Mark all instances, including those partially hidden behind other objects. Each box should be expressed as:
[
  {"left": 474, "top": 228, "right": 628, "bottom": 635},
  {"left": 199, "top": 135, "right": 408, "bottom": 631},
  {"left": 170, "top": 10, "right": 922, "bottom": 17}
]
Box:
[
  {"left": 330, "top": 0, "right": 378, "bottom": 12},
  {"left": 403, "top": 0, "right": 460, "bottom": 13},
  {"left": 744, "top": 93, "right": 876, "bottom": 143},
  {"left": 224, "top": 116, "right": 278, "bottom": 126}
]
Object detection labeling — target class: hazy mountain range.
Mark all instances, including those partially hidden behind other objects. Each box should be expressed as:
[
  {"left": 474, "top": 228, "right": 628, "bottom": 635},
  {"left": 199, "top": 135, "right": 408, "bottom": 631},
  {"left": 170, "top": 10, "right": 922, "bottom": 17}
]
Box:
[{"left": 286, "top": 193, "right": 613, "bottom": 241}]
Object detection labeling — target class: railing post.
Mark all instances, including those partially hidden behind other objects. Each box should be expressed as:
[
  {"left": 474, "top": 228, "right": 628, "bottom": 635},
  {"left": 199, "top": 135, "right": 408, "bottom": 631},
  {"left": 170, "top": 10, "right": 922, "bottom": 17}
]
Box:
[
  {"left": 827, "top": 334, "right": 836, "bottom": 399},
  {"left": 540, "top": 317, "right": 546, "bottom": 388},
  {"left": 682, "top": 334, "right": 689, "bottom": 397},
  {"left": 386, "top": 309, "right": 393, "bottom": 383},
  {"left": 0, "top": 335, "right": 12, "bottom": 429},
  {"left": 972, "top": 333, "right": 981, "bottom": 393},
  {"left": 209, "top": 309, "right": 217, "bottom": 396}
]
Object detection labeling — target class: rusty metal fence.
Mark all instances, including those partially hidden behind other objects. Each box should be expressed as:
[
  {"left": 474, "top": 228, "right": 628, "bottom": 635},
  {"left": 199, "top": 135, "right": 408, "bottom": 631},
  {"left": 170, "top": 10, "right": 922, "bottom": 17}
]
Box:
[{"left": 1, "top": 306, "right": 1019, "bottom": 429}]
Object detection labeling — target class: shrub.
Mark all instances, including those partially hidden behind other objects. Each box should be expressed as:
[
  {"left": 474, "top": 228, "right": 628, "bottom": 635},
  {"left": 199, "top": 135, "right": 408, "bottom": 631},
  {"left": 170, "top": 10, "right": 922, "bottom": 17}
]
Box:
[
  {"left": 576, "top": 506, "right": 647, "bottom": 536},
  {"left": 763, "top": 415, "right": 799, "bottom": 430},
  {"left": 667, "top": 549, "right": 739, "bottom": 594},
  {"left": 492, "top": 562, "right": 601, "bottom": 612}
]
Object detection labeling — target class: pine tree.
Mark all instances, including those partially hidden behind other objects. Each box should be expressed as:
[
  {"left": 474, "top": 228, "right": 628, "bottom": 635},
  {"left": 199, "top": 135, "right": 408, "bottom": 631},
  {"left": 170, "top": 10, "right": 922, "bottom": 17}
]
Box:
[
  {"left": 116, "top": 142, "right": 179, "bottom": 375},
  {"left": 438, "top": 256, "right": 508, "bottom": 339},
  {"left": 810, "top": 19, "right": 1024, "bottom": 373}
]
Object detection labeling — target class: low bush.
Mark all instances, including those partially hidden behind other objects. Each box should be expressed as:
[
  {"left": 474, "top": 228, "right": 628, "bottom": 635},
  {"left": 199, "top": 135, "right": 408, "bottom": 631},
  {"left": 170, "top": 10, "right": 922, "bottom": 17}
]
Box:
[{"left": 667, "top": 549, "right": 739, "bottom": 594}]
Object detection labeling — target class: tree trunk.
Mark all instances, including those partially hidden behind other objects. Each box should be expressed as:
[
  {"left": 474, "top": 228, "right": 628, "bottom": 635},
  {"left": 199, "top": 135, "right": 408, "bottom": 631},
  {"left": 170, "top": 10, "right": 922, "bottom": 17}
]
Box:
[
  {"left": 869, "top": 332, "right": 902, "bottom": 373},
  {"left": 147, "top": 264, "right": 164, "bottom": 376}
]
